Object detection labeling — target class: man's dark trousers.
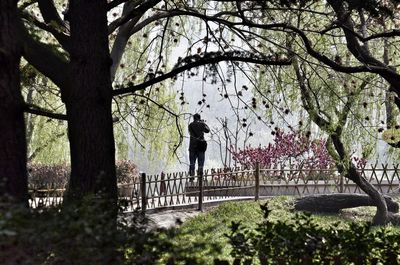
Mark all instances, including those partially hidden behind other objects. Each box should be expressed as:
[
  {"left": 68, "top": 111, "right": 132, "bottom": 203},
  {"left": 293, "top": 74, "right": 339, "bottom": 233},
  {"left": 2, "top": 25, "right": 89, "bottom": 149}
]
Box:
[{"left": 189, "top": 150, "right": 205, "bottom": 177}]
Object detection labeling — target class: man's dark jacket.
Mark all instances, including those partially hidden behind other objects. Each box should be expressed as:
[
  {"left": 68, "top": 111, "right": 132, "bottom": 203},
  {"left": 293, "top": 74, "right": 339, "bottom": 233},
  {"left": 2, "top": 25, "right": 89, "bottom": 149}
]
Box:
[{"left": 188, "top": 120, "right": 210, "bottom": 151}]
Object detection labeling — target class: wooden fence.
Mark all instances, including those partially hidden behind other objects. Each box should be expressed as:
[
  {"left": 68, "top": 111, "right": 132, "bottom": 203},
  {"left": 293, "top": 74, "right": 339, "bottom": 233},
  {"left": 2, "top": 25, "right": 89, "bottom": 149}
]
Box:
[{"left": 29, "top": 163, "right": 400, "bottom": 210}]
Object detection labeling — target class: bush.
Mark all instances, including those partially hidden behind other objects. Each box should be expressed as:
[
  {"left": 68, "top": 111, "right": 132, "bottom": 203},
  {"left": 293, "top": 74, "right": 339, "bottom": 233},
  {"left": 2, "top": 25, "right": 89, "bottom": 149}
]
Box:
[
  {"left": 5, "top": 199, "right": 399, "bottom": 265},
  {"left": 115, "top": 160, "right": 139, "bottom": 184},
  {"left": 225, "top": 203, "right": 400, "bottom": 264},
  {"left": 28, "top": 160, "right": 139, "bottom": 188},
  {"left": 0, "top": 198, "right": 172, "bottom": 265},
  {"left": 231, "top": 130, "right": 335, "bottom": 170},
  {"left": 28, "top": 163, "right": 69, "bottom": 188}
]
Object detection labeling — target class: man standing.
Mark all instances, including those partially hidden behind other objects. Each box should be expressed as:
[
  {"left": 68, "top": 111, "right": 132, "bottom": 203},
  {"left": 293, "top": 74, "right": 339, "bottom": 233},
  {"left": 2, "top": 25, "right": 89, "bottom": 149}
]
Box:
[{"left": 188, "top": 113, "right": 210, "bottom": 178}]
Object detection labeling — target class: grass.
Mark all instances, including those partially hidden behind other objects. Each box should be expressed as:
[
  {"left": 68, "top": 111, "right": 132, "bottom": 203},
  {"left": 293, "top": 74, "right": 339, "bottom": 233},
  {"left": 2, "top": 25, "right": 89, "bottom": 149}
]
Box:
[
  {"left": 164, "top": 199, "right": 264, "bottom": 264},
  {"left": 165, "top": 196, "right": 400, "bottom": 264},
  {"left": 166, "top": 197, "right": 299, "bottom": 263}
]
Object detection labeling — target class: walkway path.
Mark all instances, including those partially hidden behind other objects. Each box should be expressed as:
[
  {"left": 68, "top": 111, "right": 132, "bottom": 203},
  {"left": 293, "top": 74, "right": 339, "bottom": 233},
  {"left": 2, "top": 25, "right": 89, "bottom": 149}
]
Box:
[{"left": 146, "top": 209, "right": 203, "bottom": 229}]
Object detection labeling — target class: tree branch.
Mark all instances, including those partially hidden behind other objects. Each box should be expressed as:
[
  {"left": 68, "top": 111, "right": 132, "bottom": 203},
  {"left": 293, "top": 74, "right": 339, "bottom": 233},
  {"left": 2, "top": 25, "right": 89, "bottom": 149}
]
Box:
[
  {"left": 293, "top": 56, "right": 331, "bottom": 131},
  {"left": 19, "top": 0, "right": 38, "bottom": 10},
  {"left": 20, "top": 11, "right": 70, "bottom": 51},
  {"left": 326, "top": 0, "right": 400, "bottom": 94},
  {"left": 108, "top": 0, "right": 161, "bottom": 34},
  {"left": 18, "top": 22, "right": 69, "bottom": 92},
  {"left": 24, "top": 103, "right": 67, "bottom": 120},
  {"left": 110, "top": 2, "right": 143, "bottom": 81},
  {"left": 363, "top": 29, "right": 400, "bottom": 42},
  {"left": 37, "top": 0, "right": 65, "bottom": 27},
  {"left": 112, "top": 51, "right": 291, "bottom": 96},
  {"left": 107, "top": 0, "right": 129, "bottom": 10}
]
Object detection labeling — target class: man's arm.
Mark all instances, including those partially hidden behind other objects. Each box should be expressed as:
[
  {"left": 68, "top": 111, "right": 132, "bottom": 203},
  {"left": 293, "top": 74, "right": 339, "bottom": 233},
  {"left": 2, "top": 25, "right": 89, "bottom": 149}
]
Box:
[
  {"left": 203, "top": 123, "right": 210, "bottom": 133},
  {"left": 188, "top": 123, "right": 195, "bottom": 136}
]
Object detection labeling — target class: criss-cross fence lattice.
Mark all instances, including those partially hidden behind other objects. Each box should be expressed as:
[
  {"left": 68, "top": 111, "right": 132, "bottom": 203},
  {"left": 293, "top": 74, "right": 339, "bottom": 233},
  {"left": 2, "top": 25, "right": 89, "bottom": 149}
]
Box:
[{"left": 28, "top": 163, "right": 400, "bottom": 210}]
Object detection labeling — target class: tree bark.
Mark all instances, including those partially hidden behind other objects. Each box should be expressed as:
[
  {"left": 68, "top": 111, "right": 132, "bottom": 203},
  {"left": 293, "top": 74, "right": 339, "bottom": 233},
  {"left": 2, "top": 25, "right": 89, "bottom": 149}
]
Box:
[
  {"left": 65, "top": 0, "right": 117, "bottom": 202},
  {"left": 382, "top": 29, "right": 397, "bottom": 127},
  {"left": 110, "top": 3, "right": 141, "bottom": 82},
  {"left": 294, "top": 193, "right": 399, "bottom": 213},
  {"left": 0, "top": 0, "right": 28, "bottom": 205},
  {"left": 330, "top": 134, "right": 389, "bottom": 225}
]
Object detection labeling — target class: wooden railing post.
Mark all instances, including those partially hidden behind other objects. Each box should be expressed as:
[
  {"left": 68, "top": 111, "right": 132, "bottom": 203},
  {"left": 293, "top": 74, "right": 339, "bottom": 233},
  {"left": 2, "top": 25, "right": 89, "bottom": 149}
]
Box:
[
  {"left": 198, "top": 172, "right": 204, "bottom": 211},
  {"left": 255, "top": 162, "right": 260, "bottom": 201},
  {"left": 140, "top": 172, "right": 147, "bottom": 213},
  {"left": 339, "top": 172, "right": 344, "bottom": 193}
]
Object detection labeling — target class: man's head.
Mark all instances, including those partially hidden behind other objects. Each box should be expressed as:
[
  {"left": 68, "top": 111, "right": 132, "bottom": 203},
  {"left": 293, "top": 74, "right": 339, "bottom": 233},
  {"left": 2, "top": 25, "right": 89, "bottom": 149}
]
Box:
[{"left": 193, "top": 113, "right": 201, "bottom": 121}]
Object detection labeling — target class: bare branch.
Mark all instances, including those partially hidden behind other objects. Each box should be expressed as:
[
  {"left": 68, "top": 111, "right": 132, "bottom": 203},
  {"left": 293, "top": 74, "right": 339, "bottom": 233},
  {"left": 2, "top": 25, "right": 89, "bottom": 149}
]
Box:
[
  {"left": 363, "top": 29, "right": 400, "bottom": 42},
  {"left": 24, "top": 103, "right": 67, "bottom": 120},
  {"left": 113, "top": 51, "right": 291, "bottom": 96},
  {"left": 37, "top": 0, "right": 65, "bottom": 27},
  {"left": 107, "top": 0, "right": 129, "bottom": 10},
  {"left": 108, "top": 0, "right": 161, "bottom": 34}
]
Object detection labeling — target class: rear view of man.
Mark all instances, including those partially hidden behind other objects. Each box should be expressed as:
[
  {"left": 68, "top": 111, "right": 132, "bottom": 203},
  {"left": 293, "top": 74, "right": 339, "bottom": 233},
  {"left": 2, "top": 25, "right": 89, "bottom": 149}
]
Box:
[{"left": 188, "top": 113, "right": 210, "bottom": 178}]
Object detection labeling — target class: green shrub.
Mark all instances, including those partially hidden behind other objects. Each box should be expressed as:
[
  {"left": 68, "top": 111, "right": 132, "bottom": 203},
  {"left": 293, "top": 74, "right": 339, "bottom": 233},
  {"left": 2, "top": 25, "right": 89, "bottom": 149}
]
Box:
[
  {"left": 5, "top": 199, "right": 400, "bottom": 265},
  {"left": 225, "top": 203, "right": 400, "bottom": 264},
  {"left": 0, "top": 198, "right": 171, "bottom": 265}
]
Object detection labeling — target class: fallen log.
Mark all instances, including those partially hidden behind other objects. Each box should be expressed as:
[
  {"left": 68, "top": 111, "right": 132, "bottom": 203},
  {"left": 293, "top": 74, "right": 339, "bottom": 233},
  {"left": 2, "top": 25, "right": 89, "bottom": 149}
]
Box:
[{"left": 294, "top": 193, "right": 399, "bottom": 213}]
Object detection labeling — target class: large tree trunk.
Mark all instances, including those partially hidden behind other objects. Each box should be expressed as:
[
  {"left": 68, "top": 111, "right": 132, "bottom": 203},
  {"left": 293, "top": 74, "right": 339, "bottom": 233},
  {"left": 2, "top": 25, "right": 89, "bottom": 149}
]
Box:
[
  {"left": 65, "top": 0, "right": 117, "bottom": 202},
  {"left": 0, "top": 0, "right": 28, "bottom": 205},
  {"left": 330, "top": 134, "right": 388, "bottom": 225},
  {"left": 295, "top": 193, "right": 399, "bottom": 214}
]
